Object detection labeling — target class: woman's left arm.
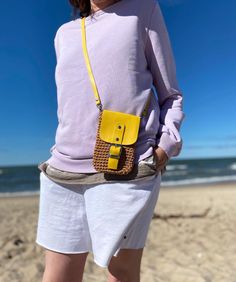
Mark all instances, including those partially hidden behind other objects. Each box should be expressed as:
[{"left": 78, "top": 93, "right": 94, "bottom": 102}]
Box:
[{"left": 144, "top": 0, "right": 186, "bottom": 164}]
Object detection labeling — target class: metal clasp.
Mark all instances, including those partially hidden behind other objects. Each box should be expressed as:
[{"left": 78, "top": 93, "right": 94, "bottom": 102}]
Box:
[
  {"left": 96, "top": 103, "right": 103, "bottom": 111},
  {"left": 108, "top": 143, "right": 122, "bottom": 159}
]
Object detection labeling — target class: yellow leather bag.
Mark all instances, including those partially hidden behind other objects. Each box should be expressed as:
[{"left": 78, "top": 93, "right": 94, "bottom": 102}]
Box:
[{"left": 81, "top": 17, "right": 150, "bottom": 175}]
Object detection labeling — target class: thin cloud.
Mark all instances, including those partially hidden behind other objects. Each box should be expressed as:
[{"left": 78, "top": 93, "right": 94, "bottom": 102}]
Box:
[
  {"left": 199, "top": 135, "right": 236, "bottom": 141},
  {"left": 185, "top": 144, "right": 236, "bottom": 150},
  {"left": 0, "top": 147, "right": 9, "bottom": 152}
]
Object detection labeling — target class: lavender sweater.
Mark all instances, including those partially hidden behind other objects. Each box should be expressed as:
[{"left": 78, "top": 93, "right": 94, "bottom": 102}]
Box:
[{"left": 46, "top": 0, "right": 185, "bottom": 173}]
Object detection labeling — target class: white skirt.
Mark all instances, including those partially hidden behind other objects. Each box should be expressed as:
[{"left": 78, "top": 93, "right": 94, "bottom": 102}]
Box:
[{"left": 36, "top": 170, "right": 162, "bottom": 268}]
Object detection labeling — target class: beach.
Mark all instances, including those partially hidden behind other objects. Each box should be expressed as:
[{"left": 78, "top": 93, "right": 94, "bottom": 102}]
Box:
[{"left": 0, "top": 182, "right": 235, "bottom": 282}]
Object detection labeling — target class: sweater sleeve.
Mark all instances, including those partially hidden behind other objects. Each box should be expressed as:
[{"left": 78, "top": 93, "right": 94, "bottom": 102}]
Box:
[
  {"left": 53, "top": 28, "right": 62, "bottom": 124},
  {"left": 54, "top": 29, "right": 60, "bottom": 61},
  {"left": 144, "top": 0, "right": 185, "bottom": 159}
]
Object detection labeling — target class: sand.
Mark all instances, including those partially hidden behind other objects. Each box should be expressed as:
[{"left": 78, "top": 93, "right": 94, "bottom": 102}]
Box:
[{"left": 0, "top": 182, "right": 235, "bottom": 282}]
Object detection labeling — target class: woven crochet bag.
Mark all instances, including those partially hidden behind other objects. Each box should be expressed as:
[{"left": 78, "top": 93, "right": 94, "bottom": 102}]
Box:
[
  {"left": 93, "top": 110, "right": 139, "bottom": 175},
  {"left": 81, "top": 17, "right": 151, "bottom": 175}
]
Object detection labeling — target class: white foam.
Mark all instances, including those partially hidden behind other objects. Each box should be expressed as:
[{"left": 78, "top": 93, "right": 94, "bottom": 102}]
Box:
[
  {"left": 166, "top": 164, "right": 188, "bottom": 171},
  {"left": 165, "top": 171, "right": 188, "bottom": 176},
  {"left": 0, "top": 190, "right": 40, "bottom": 198},
  {"left": 229, "top": 163, "right": 236, "bottom": 171},
  {"left": 161, "top": 175, "right": 236, "bottom": 187}
]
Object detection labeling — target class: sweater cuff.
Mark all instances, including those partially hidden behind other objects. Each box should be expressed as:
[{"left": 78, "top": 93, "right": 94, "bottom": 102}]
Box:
[{"left": 156, "top": 131, "right": 182, "bottom": 159}]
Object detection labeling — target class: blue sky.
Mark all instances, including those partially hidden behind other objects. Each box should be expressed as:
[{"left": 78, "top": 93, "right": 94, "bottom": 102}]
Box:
[{"left": 0, "top": 0, "right": 236, "bottom": 166}]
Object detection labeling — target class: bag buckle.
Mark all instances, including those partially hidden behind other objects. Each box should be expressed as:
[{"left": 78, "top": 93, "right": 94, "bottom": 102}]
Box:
[{"left": 108, "top": 143, "right": 122, "bottom": 159}]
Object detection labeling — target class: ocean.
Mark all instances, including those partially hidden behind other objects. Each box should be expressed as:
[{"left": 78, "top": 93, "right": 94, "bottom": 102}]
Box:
[{"left": 0, "top": 157, "right": 236, "bottom": 197}]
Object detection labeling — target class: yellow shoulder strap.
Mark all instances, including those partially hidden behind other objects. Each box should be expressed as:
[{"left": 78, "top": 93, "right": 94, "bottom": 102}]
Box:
[
  {"left": 81, "top": 16, "right": 150, "bottom": 116},
  {"left": 81, "top": 17, "right": 102, "bottom": 109}
]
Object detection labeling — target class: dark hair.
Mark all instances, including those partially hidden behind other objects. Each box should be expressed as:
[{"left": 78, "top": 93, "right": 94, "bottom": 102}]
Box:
[{"left": 69, "top": 0, "right": 92, "bottom": 19}]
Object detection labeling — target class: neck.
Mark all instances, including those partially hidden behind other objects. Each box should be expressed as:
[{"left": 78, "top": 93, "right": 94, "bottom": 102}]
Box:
[{"left": 90, "top": 0, "right": 119, "bottom": 13}]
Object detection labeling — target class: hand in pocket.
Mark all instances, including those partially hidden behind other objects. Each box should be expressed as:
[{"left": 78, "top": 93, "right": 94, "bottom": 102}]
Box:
[{"left": 153, "top": 146, "right": 169, "bottom": 175}]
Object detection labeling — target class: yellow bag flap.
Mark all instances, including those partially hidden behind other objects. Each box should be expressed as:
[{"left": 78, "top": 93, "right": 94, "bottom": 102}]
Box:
[{"left": 99, "top": 110, "right": 141, "bottom": 145}]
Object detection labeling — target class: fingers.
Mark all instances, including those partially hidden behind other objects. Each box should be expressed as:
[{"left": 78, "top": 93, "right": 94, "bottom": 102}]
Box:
[
  {"left": 156, "top": 163, "right": 167, "bottom": 175},
  {"left": 161, "top": 165, "right": 167, "bottom": 175},
  {"left": 153, "top": 149, "right": 168, "bottom": 175},
  {"left": 156, "top": 159, "right": 167, "bottom": 170}
]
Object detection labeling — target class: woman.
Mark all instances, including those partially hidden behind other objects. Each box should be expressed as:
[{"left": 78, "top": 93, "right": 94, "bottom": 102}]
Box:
[{"left": 36, "top": 0, "right": 185, "bottom": 281}]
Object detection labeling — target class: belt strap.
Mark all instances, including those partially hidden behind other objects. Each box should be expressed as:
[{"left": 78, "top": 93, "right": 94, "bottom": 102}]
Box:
[{"left": 81, "top": 16, "right": 150, "bottom": 116}]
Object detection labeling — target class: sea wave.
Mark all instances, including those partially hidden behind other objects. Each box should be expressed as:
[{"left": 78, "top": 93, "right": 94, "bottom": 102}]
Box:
[
  {"left": 229, "top": 163, "right": 236, "bottom": 171},
  {"left": 161, "top": 175, "right": 236, "bottom": 187},
  {"left": 165, "top": 171, "right": 188, "bottom": 176},
  {"left": 166, "top": 164, "right": 188, "bottom": 171},
  {"left": 0, "top": 190, "right": 40, "bottom": 198}
]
